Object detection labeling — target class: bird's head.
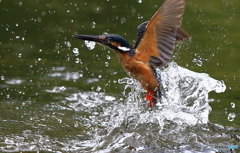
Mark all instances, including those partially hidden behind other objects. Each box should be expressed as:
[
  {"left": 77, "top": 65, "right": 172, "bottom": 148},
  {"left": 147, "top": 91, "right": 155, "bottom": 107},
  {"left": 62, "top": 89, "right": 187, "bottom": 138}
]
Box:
[{"left": 73, "top": 34, "right": 133, "bottom": 53}]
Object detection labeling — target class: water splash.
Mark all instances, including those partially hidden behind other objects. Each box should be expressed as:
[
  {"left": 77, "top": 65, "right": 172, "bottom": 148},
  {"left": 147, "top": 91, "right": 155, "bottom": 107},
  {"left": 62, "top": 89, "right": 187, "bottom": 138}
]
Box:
[
  {"left": 1, "top": 62, "right": 233, "bottom": 153},
  {"left": 84, "top": 40, "right": 96, "bottom": 50},
  {"left": 85, "top": 62, "right": 229, "bottom": 151},
  {"left": 158, "top": 62, "right": 226, "bottom": 124},
  {"left": 80, "top": 62, "right": 228, "bottom": 152},
  {"left": 115, "top": 62, "right": 226, "bottom": 126}
]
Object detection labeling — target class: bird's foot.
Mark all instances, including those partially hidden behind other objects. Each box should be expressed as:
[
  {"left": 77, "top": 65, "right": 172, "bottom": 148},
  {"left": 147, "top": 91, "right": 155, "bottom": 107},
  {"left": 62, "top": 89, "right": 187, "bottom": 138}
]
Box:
[{"left": 146, "top": 91, "right": 156, "bottom": 107}]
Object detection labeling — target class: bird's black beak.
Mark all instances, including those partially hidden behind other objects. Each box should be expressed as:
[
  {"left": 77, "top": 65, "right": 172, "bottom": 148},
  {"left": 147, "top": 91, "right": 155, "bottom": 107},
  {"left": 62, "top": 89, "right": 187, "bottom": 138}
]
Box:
[{"left": 73, "top": 35, "right": 103, "bottom": 43}]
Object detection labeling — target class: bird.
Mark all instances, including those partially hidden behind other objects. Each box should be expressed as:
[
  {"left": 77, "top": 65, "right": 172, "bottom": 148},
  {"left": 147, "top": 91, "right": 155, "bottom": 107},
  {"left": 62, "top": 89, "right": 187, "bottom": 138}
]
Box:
[{"left": 73, "top": 0, "right": 189, "bottom": 107}]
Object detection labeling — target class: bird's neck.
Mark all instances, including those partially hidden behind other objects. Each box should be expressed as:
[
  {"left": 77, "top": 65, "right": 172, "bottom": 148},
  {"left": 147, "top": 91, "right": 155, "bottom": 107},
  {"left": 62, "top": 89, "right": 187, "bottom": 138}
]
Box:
[{"left": 113, "top": 49, "right": 134, "bottom": 62}]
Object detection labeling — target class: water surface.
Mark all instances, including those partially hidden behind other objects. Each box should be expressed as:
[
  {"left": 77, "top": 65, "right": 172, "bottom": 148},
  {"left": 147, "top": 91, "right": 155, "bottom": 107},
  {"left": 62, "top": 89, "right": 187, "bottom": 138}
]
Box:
[{"left": 0, "top": 0, "right": 240, "bottom": 152}]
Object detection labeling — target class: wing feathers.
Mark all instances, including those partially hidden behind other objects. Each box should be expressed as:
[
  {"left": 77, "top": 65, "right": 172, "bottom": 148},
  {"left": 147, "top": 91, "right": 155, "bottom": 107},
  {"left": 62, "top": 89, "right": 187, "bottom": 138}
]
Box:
[
  {"left": 135, "top": 0, "right": 187, "bottom": 67},
  {"left": 176, "top": 28, "right": 189, "bottom": 41}
]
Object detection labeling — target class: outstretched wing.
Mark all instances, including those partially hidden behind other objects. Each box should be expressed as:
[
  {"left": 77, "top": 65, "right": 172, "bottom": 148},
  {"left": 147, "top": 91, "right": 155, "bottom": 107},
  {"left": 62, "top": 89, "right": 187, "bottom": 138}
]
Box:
[
  {"left": 134, "top": 21, "right": 188, "bottom": 49},
  {"left": 135, "top": 0, "right": 187, "bottom": 67}
]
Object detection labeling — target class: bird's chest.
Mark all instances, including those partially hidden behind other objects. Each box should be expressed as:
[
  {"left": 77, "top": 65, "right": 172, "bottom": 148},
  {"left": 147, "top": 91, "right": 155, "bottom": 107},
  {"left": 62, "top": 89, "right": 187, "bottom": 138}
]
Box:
[
  {"left": 114, "top": 51, "right": 159, "bottom": 91},
  {"left": 115, "top": 52, "right": 150, "bottom": 78}
]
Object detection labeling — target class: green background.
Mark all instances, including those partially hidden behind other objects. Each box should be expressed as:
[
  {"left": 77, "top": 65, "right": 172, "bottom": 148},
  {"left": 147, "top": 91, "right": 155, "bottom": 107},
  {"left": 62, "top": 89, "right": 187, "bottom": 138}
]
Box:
[{"left": 0, "top": 0, "right": 239, "bottom": 151}]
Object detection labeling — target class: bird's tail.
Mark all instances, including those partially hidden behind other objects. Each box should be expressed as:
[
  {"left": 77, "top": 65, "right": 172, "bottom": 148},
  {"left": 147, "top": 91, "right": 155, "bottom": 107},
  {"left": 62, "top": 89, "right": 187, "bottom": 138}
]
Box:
[{"left": 156, "top": 73, "right": 166, "bottom": 98}]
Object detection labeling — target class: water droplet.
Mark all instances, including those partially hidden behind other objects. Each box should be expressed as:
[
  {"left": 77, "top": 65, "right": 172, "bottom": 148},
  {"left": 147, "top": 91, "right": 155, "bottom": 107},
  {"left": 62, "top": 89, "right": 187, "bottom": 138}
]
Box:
[
  {"left": 74, "top": 122, "right": 78, "bottom": 127},
  {"left": 138, "top": 0, "right": 142, "bottom": 3},
  {"left": 1, "top": 76, "right": 5, "bottom": 80},
  {"left": 106, "top": 55, "right": 111, "bottom": 59},
  {"left": 75, "top": 58, "right": 80, "bottom": 63},
  {"left": 66, "top": 41, "right": 71, "bottom": 47},
  {"left": 16, "top": 36, "right": 20, "bottom": 39},
  {"left": 230, "top": 102, "right": 235, "bottom": 108},
  {"left": 120, "top": 17, "right": 126, "bottom": 24},
  {"left": 227, "top": 113, "right": 236, "bottom": 122},
  {"left": 131, "top": 8, "right": 136, "bottom": 14},
  {"left": 59, "top": 86, "right": 66, "bottom": 91},
  {"left": 96, "top": 86, "right": 102, "bottom": 91},
  {"left": 84, "top": 40, "right": 96, "bottom": 50},
  {"left": 105, "top": 62, "right": 109, "bottom": 67},
  {"left": 16, "top": 23, "right": 19, "bottom": 26},
  {"left": 37, "top": 17, "right": 41, "bottom": 22},
  {"left": 38, "top": 58, "right": 41, "bottom": 61},
  {"left": 18, "top": 53, "right": 22, "bottom": 58},
  {"left": 91, "top": 22, "right": 96, "bottom": 28},
  {"left": 6, "top": 94, "right": 10, "bottom": 98},
  {"left": 72, "top": 48, "right": 79, "bottom": 56},
  {"left": 111, "top": 72, "right": 117, "bottom": 75},
  {"left": 41, "top": 11, "right": 46, "bottom": 16},
  {"left": 58, "top": 118, "right": 62, "bottom": 123},
  {"left": 18, "top": 1, "right": 23, "bottom": 6},
  {"left": 96, "top": 7, "right": 100, "bottom": 11},
  {"left": 137, "top": 15, "right": 143, "bottom": 19},
  {"left": 192, "top": 59, "right": 203, "bottom": 67}
]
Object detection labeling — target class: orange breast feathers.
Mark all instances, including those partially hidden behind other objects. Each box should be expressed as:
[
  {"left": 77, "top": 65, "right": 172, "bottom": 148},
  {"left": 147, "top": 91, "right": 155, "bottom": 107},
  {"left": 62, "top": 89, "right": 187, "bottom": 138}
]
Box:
[{"left": 115, "top": 52, "right": 160, "bottom": 92}]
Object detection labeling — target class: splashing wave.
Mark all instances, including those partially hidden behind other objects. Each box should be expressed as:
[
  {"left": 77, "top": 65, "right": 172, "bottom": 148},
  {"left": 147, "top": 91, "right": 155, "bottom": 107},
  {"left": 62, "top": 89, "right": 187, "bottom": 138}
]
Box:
[
  {"left": 80, "top": 62, "right": 228, "bottom": 152},
  {"left": 2, "top": 62, "right": 234, "bottom": 153}
]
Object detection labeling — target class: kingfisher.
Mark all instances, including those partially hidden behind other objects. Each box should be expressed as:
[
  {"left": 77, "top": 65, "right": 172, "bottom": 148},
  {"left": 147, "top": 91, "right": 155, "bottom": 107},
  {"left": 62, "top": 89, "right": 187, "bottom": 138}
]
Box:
[{"left": 73, "top": 0, "right": 189, "bottom": 107}]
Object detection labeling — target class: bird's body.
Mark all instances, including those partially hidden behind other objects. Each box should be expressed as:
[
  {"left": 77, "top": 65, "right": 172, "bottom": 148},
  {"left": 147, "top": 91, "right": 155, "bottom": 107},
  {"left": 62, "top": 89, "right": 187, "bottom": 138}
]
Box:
[
  {"left": 116, "top": 51, "right": 159, "bottom": 107},
  {"left": 73, "top": 0, "right": 189, "bottom": 107},
  {"left": 114, "top": 50, "right": 159, "bottom": 91}
]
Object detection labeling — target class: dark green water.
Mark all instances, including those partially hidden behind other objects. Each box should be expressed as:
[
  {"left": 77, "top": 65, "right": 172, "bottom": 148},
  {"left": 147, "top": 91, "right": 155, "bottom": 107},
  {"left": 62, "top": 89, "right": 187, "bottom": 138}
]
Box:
[{"left": 0, "top": 0, "right": 240, "bottom": 152}]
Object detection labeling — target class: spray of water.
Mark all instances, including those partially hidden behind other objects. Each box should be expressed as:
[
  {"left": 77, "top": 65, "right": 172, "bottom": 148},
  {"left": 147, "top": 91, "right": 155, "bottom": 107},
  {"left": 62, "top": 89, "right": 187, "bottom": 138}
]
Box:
[
  {"left": 78, "top": 62, "right": 227, "bottom": 152},
  {"left": 109, "top": 62, "right": 226, "bottom": 127},
  {"left": 1, "top": 62, "right": 231, "bottom": 152}
]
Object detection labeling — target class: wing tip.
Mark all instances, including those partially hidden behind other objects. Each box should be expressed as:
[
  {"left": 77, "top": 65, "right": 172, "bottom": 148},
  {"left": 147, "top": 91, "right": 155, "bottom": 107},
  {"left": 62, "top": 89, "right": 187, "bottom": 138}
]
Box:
[{"left": 176, "top": 28, "right": 190, "bottom": 41}]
